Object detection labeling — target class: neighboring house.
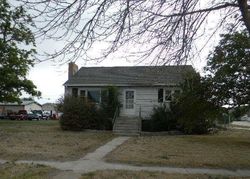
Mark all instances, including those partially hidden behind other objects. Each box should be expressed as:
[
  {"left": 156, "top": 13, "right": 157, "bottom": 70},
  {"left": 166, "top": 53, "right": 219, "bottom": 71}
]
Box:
[
  {"left": 42, "top": 103, "right": 57, "bottom": 118},
  {"left": 0, "top": 100, "right": 42, "bottom": 115},
  {"left": 42, "top": 103, "right": 56, "bottom": 112},
  {"left": 64, "top": 62, "right": 194, "bottom": 118}
]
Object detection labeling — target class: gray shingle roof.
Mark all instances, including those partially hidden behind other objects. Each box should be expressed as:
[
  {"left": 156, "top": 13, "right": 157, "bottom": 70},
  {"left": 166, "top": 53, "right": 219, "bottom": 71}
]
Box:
[{"left": 64, "top": 65, "right": 194, "bottom": 87}]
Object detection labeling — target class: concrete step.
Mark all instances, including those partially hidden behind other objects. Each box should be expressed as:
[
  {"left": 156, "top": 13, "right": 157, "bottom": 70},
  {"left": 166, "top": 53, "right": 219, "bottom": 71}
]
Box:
[
  {"left": 113, "top": 116, "right": 141, "bottom": 135},
  {"left": 114, "top": 132, "right": 140, "bottom": 136},
  {"left": 114, "top": 123, "right": 139, "bottom": 127},
  {"left": 114, "top": 122, "right": 138, "bottom": 126},
  {"left": 114, "top": 126, "right": 139, "bottom": 130},
  {"left": 113, "top": 132, "right": 139, "bottom": 136},
  {"left": 113, "top": 127, "right": 139, "bottom": 132},
  {"left": 115, "top": 117, "right": 138, "bottom": 121},
  {"left": 115, "top": 121, "right": 139, "bottom": 125}
]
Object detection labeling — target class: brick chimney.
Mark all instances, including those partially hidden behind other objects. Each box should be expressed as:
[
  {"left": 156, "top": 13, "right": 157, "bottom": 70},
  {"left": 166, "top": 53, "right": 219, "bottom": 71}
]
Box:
[{"left": 68, "top": 62, "right": 78, "bottom": 79}]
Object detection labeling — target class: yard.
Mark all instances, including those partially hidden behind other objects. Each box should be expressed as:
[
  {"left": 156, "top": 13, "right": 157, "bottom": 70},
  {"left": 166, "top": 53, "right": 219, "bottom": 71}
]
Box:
[
  {"left": 0, "top": 120, "right": 113, "bottom": 161},
  {"left": 105, "top": 129, "right": 250, "bottom": 169},
  {"left": 0, "top": 163, "right": 59, "bottom": 178},
  {"left": 81, "top": 170, "right": 249, "bottom": 179}
]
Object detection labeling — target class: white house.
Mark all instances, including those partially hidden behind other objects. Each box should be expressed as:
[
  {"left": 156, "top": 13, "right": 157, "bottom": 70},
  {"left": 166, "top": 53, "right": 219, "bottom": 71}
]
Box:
[
  {"left": 64, "top": 63, "right": 194, "bottom": 119},
  {"left": 0, "top": 100, "right": 42, "bottom": 115}
]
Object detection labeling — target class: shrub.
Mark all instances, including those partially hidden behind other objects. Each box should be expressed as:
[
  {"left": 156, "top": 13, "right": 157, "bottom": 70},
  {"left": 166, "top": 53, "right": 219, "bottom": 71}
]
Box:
[
  {"left": 59, "top": 96, "right": 97, "bottom": 131},
  {"left": 172, "top": 72, "right": 220, "bottom": 134},
  {"left": 59, "top": 95, "right": 113, "bottom": 131},
  {"left": 101, "top": 86, "right": 120, "bottom": 118},
  {"left": 143, "top": 104, "right": 177, "bottom": 132}
]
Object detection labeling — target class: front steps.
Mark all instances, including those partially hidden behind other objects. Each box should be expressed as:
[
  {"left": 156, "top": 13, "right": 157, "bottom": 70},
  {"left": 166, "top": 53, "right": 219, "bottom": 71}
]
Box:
[{"left": 113, "top": 116, "right": 141, "bottom": 136}]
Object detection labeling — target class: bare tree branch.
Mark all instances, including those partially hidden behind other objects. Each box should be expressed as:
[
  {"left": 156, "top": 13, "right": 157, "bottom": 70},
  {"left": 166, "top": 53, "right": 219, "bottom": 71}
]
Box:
[{"left": 16, "top": 0, "right": 250, "bottom": 65}]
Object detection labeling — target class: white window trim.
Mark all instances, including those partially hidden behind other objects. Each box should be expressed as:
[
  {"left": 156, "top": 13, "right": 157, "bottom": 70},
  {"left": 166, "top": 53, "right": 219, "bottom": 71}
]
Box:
[
  {"left": 124, "top": 89, "right": 136, "bottom": 109},
  {"left": 158, "top": 88, "right": 181, "bottom": 103}
]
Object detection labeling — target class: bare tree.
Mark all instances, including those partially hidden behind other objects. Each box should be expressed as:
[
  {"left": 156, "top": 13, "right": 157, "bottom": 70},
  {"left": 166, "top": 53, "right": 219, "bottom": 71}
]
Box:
[{"left": 16, "top": 0, "right": 250, "bottom": 65}]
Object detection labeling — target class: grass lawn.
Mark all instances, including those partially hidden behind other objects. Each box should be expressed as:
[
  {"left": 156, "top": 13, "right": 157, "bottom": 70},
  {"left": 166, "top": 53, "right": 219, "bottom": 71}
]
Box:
[
  {"left": 0, "top": 162, "right": 59, "bottom": 179},
  {"left": 81, "top": 170, "right": 248, "bottom": 179},
  {"left": 0, "top": 120, "right": 113, "bottom": 161},
  {"left": 105, "top": 129, "right": 250, "bottom": 169}
]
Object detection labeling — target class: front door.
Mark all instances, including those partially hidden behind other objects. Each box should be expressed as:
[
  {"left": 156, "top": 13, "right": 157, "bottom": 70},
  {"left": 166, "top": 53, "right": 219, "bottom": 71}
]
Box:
[{"left": 124, "top": 90, "right": 135, "bottom": 116}]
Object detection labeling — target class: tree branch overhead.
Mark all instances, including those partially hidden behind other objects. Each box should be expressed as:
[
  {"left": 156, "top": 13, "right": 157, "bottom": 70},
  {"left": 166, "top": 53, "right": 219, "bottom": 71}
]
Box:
[{"left": 17, "top": 0, "right": 250, "bottom": 64}]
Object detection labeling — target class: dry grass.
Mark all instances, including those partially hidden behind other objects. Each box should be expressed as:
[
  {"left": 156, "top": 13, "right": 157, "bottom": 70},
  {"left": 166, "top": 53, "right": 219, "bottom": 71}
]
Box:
[
  {"left": 0, "top": 120, "right": 113, "bottom": 161},
  {"left": 0, "top": 162, "right": 59, "bottom": 179},
  {"left": 105, "top": 129, "right": 250, "bottom": 169},
  {"left": 81, "top": 170, "right": 248, "bottom": 179}
]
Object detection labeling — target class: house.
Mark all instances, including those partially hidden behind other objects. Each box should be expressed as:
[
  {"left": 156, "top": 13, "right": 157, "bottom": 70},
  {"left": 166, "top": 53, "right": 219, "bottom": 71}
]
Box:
[
  {"left": 64, "top": 63, "right": 194, "bottom": 119},
  {"left": 42, "top": 103, "right": 56, "bottom": 112},
  {"left": 0, "top": 100, "right": 42, "bottom": 115}
]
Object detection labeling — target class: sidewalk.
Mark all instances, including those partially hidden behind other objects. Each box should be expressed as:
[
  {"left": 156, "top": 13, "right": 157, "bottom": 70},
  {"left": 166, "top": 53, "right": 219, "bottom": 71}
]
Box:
[{"left": 6, "top": 136, "right": 250, "bottom": 178}]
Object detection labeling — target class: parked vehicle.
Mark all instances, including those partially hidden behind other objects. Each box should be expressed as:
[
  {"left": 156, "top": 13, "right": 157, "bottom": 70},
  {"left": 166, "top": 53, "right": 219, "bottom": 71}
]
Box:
[
  {"left": 32, "top": 110, "right": 48, "bottom": 120},
  {"left": 27, "top": 112, "right": 40, "bottom": 120},
  {"left": 43, "top": 111, "right": 51, "bottom": 119},
  {"left": 0, "top": 114, "right": 7, "bottom": 119},
  {"left": 9, "top": 110, "right": 28, "bottom": 120}
]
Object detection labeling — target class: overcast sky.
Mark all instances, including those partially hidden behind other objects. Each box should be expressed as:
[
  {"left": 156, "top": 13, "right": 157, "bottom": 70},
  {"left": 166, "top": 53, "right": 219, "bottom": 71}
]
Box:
[
  {"left": 28, "top": 45, "right": 209, "bottom": 105},
  {"left": 24, "top": 1, "right": 223, "bottom": 105},
  {"left": 28, "top": 53, "right": 135, "bottom": 104}
]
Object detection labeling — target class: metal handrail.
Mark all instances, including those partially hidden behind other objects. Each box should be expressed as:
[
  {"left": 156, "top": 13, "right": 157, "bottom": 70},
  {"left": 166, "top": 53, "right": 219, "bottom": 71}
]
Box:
[
  {"left": 138, "top": 105, "right": 142, "bottom": 133},
  {"left": 112, "top": 106, "right": 119, "bottom": 127}
]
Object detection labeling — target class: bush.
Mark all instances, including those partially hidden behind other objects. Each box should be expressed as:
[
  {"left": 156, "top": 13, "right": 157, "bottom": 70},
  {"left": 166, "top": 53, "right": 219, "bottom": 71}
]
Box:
[
  {"left": 172, "top": 72, "right": 220, "bottom": 134},
  {"left": 59, "top": 96, "right": 112, "bottom": 131},
  {"left": 172, "top": 99, "right": 217, "bottom": 134},
  {"left": 143, "top": 104, "right": 177, "bottom": 132},
  {"left": 101, "top": 86, "right": 120, "bottom": 118}
]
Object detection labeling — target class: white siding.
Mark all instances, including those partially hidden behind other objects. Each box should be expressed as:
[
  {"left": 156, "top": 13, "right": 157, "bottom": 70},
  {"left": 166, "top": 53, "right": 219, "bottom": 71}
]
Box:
[
  {"left": 0, "top": 105, "right": 24, "bottom": 114},
  {"left": 24, "top": 103, "right": 42, "bottom": 112},
  {"left": 65, "top": 86, "right": 180, "bottom": 118},
  {"left": 119, "top": 87, "right": 158, "bottom": 118}
]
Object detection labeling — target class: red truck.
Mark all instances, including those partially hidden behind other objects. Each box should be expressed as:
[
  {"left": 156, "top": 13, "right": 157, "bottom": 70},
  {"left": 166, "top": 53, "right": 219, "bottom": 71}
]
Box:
[{"left": 9, "top": 110, "right": 28, "bottom": 120}]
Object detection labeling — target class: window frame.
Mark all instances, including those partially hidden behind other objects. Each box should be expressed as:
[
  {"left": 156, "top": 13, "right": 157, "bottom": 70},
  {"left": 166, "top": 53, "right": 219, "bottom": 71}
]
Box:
[
  {"left": 72, "top": 88, "right": 78, "bottom": 97},
  {"left": 87, "top": 90, "right": 101, "bottom": 103},
  {"left": 158, "top": 88, "right": 181, "bottom": 103}
]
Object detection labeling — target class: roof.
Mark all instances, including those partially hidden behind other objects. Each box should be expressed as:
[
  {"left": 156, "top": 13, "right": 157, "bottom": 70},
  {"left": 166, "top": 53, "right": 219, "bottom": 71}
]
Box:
[
  {"left": 64, "top": 65, "right": 194, "bottom": 87},
  {"left": 0, "top": 100, "right": 41, "bottom": 106}
]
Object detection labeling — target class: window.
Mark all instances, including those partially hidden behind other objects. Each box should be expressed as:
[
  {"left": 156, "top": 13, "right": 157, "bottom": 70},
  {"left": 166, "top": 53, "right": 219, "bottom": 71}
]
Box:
[
  {"left": 101, "top": 90, "right": 108, "bottom": 104},
  {"left": 165, "top": 90, "right": 172, "bottom": 101},
  {"left": 72, "top": 88, "right": 78, "bottom": 97},
  {"left": 125, "top": 91, "right": 134, "bottom": 109},
  {"left": 158, "top": 89, "right": 181, "bottom": 103},
  {"left": 80, "top": 90, "right": 86, "bottom": 99},
  {"left": 158, "top": 89, "right": 163, "bottom": 102},
  {"left": 87, "top": 90, "right": 101, "bottom": 103}
]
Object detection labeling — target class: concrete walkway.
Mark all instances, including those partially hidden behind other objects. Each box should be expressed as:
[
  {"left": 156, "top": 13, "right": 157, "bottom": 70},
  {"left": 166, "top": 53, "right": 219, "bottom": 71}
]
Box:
[
  {"left": 81, "top": 136, "right": 130, "bottom": 160},
  {"left": 5, "top": 136, "right": 250, "bottom": 178}
]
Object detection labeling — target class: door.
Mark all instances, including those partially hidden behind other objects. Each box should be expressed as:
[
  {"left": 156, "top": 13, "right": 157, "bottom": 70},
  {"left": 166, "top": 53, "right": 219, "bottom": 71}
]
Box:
[{"left": 124, "top": 90, "right": 135, "bottom": 116}]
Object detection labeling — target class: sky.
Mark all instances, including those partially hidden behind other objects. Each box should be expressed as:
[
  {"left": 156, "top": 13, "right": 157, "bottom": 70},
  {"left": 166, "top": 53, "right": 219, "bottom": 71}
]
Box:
[
  {"left": 28, "top": 47, "right": 209, "bottom": 105},
  {"left": 28, "top": 53, "right": 135, "bottom": 104},
  {"left": 24, "top": 1, "right": 225, "bottom": 105},
  {"left": 27, "top": 28, "right": 218, "bottom": 105}
]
